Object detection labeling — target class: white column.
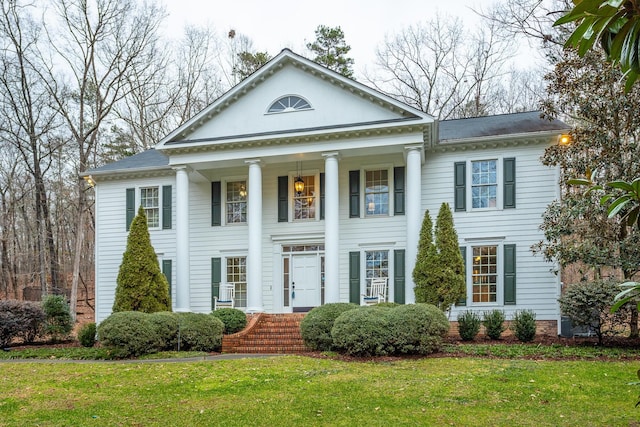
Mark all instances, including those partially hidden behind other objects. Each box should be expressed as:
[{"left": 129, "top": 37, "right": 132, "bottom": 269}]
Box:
[
  {"left": 405, "top": 146, "right": 422, "bottom": 304},
  {"left": 246, "top": 159, "right": 263, "bottom": 312},
  {"left": 174, "top": 165, "right": 190, "bottom": 312},
  {"left": 323, "top": 152, "right": 340, "bottom": 303}
]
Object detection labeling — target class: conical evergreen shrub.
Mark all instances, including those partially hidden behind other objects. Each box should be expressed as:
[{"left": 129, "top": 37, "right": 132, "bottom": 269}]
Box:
[
  {"left": 434, "top": 202, "right": 465, "bottom": 309},
  {"left": 113, "top": 206, "right": 171, "bottom": 313},
  {"left": 413, "top": 209, "right": 441, "bottom": 305}
]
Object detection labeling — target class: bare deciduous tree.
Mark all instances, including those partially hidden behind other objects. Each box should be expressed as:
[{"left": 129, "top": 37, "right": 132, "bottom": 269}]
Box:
[{"left": 365, "top": 14, "right": 515, "bottom": 119}]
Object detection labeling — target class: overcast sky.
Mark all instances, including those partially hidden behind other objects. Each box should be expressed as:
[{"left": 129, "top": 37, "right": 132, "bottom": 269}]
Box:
[{"left": 162, "top": 0, "right": 505, "bottom": 74}]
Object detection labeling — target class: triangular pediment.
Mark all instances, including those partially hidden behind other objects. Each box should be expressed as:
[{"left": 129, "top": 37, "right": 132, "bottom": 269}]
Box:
[{"left": 157, "top": 49, "right": 434, "bottom": 152}]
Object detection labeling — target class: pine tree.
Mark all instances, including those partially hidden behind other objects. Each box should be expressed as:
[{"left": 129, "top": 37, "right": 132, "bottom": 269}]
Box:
[
  {"left": 413, "top": 209, "right": 440, "bottom": 305},
  {"left": 434, "top": 202, "right": 466, "bottom": 309},
  {"left": 113, "top": 206, "right": 171, "bottom": 313},
  {"left": 306, "top": 25, "right": 354, "bottom": 78}
]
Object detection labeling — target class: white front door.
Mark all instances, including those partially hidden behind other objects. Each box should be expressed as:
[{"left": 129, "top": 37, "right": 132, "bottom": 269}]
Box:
[{"left": 291, "top": 254, "right": 320, "bottom": 308}]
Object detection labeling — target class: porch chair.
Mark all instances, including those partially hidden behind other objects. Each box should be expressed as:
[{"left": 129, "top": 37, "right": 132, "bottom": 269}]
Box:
[
  {"left": 214, "top": 282, "right": 235, "bottom": 310},
  {"left": 362, "top": 277, "right": 388, "bottom": 305}
]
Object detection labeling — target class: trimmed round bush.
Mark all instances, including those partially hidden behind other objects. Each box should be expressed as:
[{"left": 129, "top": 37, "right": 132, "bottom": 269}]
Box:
[
  {"left": 331, "top": 306, "right": 393, "bottom": 356},
  {"left": 511, "top": 310, "right": 537, "bottom": 342},
  {"left": 176, "top": 312, "right": 224, "bottom": 352},
  {"left": 386, "top": 304, "right": 449, "bottom": 354},
  {"left": 457, "top": 310, "right": 482, "bottom": 341},
  {"left": 77, "top": 322, "right": 97, "bottom": 347},
  {"left": 97, "top": 311, "right": 162, "bottom": 358},
  {"left": 211, "top": 308, "right": 247, "bottom": 334},
  {"left": 149, "top": 311, "right": 180, "bottom": 350},
  {"left": 300, "top": 303, "right": 358, "bottom": 351},
  {"left": 482, "top": 309, "right": 506, "bottom": 340}
]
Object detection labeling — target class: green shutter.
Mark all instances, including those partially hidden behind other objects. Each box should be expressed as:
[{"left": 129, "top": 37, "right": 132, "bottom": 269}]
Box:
[
  {"left": 454, "top": 162, "right": 466, "bottom": 212},
  {"left": 320, "top": 172, "right": 325, "bottom": 220},
  {"left": 503, "top": 157, "right": 516, "bottom": 209},
  {"left": 394, "top": 167, "right": 405, "bottom": 216},
  {"left": 349, "top": 251, "right": 360, "bottom": 304},
  {"left": 393, "top": 249, "right": 405, "bottom": 304},
  {"left": 456, "top": 246, "right": 467, "bottom": 306},
  {"left": 504, "top": 244, "right": 516, "bottom": 305},
  {"left": 211, "top": 182, "right": 221, "bottom": 226},
  {"left": 162, "top": 259, "right": 172, "bottom": 300},
  {"left": 125, "top": 188, "right": 135, "bottom": 231},
  {"left": 278, "top": 176, "right": 288, "bottom": 222},
  {"left": 211, "top": 257, "right": 222, "bottom": 310},
  {"left": 349, "top": 170, "right": 360, "bottom": 218},
  {"left": 162, "top": 185, "right": 172, "bottom": 229}
]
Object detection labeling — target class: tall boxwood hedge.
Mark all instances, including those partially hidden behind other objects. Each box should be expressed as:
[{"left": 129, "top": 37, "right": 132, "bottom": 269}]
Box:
[{"left": 299, "top": 303, "right": 358, "bottom": 351}]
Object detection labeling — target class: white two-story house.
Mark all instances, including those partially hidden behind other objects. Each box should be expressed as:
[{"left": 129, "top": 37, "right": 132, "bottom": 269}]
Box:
[{"left": 85, "top": 49, "right": 567, "bottom": 333}]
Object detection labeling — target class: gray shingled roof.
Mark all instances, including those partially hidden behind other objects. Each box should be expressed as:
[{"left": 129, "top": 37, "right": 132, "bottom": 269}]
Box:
[
  {"left": 87, "top": 149, "right": 169, "bottom": 175},
  {"left": 438, "top": 111, "right": 567, "bottom": 141}
]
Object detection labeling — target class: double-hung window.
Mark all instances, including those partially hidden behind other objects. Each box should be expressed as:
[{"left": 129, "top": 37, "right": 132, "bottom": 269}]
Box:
[
  {"left": 293, "top": 175, "right": 316, "bottom": 220},
  {"left": 226, "top": 181, "right": 247, "bottom": 224},
  {"left": 140, "top": 187, "right": 160, "bottom": 228},
  {"left": 365, "top": 250, "right": 388, "bottom": 294},
  {"left": 454, "top": 158, "right": 515, "bottom": 212},
  {"left": 365, "top": 170, "right": 389, "bottom": 216},
  {"left": 226, "top": 257, "right": 247, "bottom": 308},
  {"left": 471, "top": 160, "right": 497, "bottom": 208},
  {"left": 471, "top": 245, "right": 498, "bottom": 303}
]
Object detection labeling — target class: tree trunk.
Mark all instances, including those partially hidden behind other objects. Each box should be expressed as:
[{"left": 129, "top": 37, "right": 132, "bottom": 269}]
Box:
[{"left": 69, "top": 177, "right": 86, "bottom": 321}]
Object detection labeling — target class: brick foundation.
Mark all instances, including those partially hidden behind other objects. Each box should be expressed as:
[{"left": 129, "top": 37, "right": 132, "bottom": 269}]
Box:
[{"left": 448, "top": 320, "right": 558, "bottom": 339}]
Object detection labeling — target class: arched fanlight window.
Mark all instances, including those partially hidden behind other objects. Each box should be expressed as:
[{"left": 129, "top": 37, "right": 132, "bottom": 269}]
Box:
[{"left": 267, "top": 95, "right": 311, "bottom": 113}]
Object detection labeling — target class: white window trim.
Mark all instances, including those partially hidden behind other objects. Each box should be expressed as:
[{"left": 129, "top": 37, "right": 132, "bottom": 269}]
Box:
[
  {"left": 223, "top": 176, "right": 248, "bottom": 226},
  {"left": 224, "top": 254, "right": 248, "bottom": 309},
  {"left": 289, "top": 169, "right": 320, "bottom": 222},
  {"left": 138, "top": 185, "right": 162, "bottom": 230},
  {"left": 465, "top": 240, "right": 504, "bottom": 307},
  {"left": 265, "top": 94, "right": 313, "bottom": 115},
  {"left": 361, "top": 163, "right": 394, "bottom": 218},
  {"left": 467, "top": 157, "right": 503, "bottom": 212},
  {"left": 360, "top": 247, "right": 393, "bottom": 302}
]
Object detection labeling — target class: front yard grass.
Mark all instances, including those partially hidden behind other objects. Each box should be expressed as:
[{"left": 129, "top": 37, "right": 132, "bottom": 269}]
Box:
[{"left": 1, "top": 356, "right": 639, "bottom": 426}]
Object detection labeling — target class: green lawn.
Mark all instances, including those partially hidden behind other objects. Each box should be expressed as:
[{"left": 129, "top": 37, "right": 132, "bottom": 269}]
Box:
[{"left": 1, "top": 356, "right": 639, "bottom": 426}]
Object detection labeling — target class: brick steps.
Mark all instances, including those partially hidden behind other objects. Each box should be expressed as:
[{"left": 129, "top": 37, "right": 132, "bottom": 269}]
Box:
[{"left": 221, "top": 313, "right": 308, "bottom": 354}]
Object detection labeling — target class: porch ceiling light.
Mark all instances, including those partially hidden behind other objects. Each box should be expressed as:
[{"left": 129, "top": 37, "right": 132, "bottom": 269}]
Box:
[
  {"left": 558, "top": 134, "right": 571, "bottom": 146},
  {"left": 294, "top": 176, "right": 305, "bottom": 195}
]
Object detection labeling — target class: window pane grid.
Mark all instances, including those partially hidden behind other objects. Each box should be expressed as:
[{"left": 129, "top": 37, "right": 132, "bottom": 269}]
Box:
[
  {"left": 472, "top": 246, "right": 497, "bottom": 303},
  {"left": 293, "top": 175, "right": 316, "bottom": 220},
  {"left": 365, "top": 250, "right": 388, "bottom": 294},
  {"left": 226, "top": 257, "right": 247, "bottom": 308},
  {"left": 365, "top": 170, "right": 389, "bottom": 215},
  {"left": 226, "top": 181, "right": 247, "bottom": 223},
  {"left": 471, "top": 160, "right": 497, "bottom": 208},
  {"left": 140, "top": 187, "right": 159, "bottom": 228}
]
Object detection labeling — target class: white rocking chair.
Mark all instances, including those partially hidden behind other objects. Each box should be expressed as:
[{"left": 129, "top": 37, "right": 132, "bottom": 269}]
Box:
[
  {"left": 362, "top": 277, "right": 388, "bottom": 305},
  {"left": 214, "top": 283, "right": 235, "bottom": 310}
]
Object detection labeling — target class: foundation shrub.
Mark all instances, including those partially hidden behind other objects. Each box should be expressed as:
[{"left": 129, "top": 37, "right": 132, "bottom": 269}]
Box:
[
  {"left": 0, "top": 300, "right": 46, "bottom": 345},
  {"left": 211, "top": 308, "right": 247, "bottom": 334},
  {"left": 97, "top": 311, "right": 162, "bottom": 358},
  {"left": 77, "top": 322, "right": 97, "bottom": 347},
  {"left": 558, "top": 279, "right": 630, "bottom": 344},
  {"left": 175, "top": 312, "right": 223, "bottom": 352},
  {"left": 386, "top": 304, "right": 449, "bottom": 354},
  {"left": 148, "top": 311, "right": 179, "bottom": 350},
  {"left": 300, "top": 303, "right": 359, "bottom": 351},
  {"left": 457, "top": 311, "right": 482, "bottom": 341},
  {"left": 42, "top": 295, "right": 73, "bottom": 341},
  {"left": 331, "top": 307, "right": 393, "bottom": 356},
  {"left": 482, "top": 309, "right": 507, "bottom": 340},
  {"left": 511, "top": 310, "right": 537, "bottom": 342}
]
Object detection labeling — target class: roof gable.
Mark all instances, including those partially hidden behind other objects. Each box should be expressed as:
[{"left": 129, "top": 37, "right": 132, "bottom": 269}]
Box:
[{"left": 157, "top": 49, "right": 433, "bottom": 150}]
